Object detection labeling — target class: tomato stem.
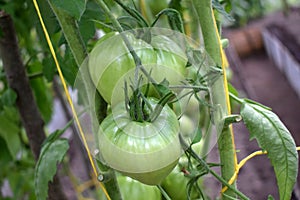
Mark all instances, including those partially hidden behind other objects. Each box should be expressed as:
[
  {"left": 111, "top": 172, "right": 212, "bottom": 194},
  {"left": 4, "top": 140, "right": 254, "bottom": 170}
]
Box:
[
  {"left": 149, "top": 92, "right": 175, "bottom": 121},
  {"left": 114, "top": 0, "right": 149, "bottom": 27},
  {"left": 157, "top": 185, "right": 172, "bottom": 200},
  {"left": 179, "top": 135, "right": 249, "bottom": 200},
  {"left": 169, "top": 85, "right": 208, "bottom": 91},
  {"left": 228, "top": 92, "right": 244, "bottom": 104}
]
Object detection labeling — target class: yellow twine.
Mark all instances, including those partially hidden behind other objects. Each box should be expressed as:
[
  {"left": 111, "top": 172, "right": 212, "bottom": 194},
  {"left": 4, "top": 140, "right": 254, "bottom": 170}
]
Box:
[
  {"left": 221, "top": 150, "right": 266, "bottom": 193},
  {"left": 222, "top": 147, "right": 300, "bottom": 193},
  {"left": 32, "top": 1, "right": 111, "bottom": 199}
]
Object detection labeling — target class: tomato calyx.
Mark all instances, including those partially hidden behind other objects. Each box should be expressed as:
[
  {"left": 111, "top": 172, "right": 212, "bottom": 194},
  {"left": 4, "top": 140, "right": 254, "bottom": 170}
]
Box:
[
  {"left": 127, "top": 84, "right": 151, "bottom": 122},
  {"left": 125, "top": 78, "right": 176, "bottom": 123}
]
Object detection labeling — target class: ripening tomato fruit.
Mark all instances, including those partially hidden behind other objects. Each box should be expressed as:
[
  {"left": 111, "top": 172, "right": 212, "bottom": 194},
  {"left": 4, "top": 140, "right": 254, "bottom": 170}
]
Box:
[
  {"left": 98, "top": 98, "right": 182, "bottom": 185},
  {"left": 88, "top": 31, "right": 187, "bottom": 105}
]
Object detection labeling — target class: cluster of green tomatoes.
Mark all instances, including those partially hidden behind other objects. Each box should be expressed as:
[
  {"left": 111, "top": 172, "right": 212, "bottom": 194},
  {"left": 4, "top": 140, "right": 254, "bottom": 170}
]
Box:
[{"left": 88, "top": 30, "right": 202, "bottom": 199}]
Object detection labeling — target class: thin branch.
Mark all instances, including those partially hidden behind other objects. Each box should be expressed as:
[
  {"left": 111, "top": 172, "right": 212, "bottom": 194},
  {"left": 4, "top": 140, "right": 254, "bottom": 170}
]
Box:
[{"left": 0, "top": 11, "right": 45, "bottom": 160}]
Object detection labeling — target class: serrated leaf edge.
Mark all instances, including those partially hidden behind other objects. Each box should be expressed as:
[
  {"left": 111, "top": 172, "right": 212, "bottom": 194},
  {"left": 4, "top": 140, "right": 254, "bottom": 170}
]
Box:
[{"left": 34, "top": 138, "right": 69, "bottom": 200}]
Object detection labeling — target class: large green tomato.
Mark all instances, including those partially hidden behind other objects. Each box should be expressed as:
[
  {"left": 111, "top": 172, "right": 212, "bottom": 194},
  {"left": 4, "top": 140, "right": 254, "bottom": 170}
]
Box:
[
  {"left": 98, "top": 98, "right": 182, "bottom": 185},
  {"left": 88, "top": 31, "right": 187, "bottom": 105},
  {"left": 117, "top": 175, "right": 162, "bottom": 200}
]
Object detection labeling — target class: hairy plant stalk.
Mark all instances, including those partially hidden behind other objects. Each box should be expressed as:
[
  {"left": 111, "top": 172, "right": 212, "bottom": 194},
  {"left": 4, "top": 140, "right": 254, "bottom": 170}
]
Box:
[
  {"left": 0, "top": 11, "right": 67, "bottom": 200},
  {"left": 47, "top": 2, "right": 122, "bottom": 199},
  {"left": 191, "top": 1, "right": 238, "bottom": 199},
  {"left": 47, "top": 2, "right": 86, "bottom": 67}
]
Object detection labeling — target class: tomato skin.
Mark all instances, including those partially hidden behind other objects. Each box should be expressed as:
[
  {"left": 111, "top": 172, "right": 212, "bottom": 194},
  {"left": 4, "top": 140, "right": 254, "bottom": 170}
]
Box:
[
  {"left": 161, "top": 166, "right": 188, "bottom": 200},
  {"left": 98, "top": 98, "right": 182, "bottom": 185},
  {"left": 89, "top": 32, "right": 187, "bottom": 105},
  {"left": 161, "top": 164, "right": 200, "bottom": 200},
  {"left": 117, "top": 176, "right": 162, "bottom": 200},
  {"left": 179, "top": 114, "right": 196, "bottom": 138}
]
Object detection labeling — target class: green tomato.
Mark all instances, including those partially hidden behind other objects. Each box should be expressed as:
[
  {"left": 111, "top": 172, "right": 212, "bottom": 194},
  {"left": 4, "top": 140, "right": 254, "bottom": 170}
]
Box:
[
  {"left": 179, "top": 114, "right": 200, "bottom": 145},
  {"left": 161, "top": 155, "right": 203, "bottom": 200},
  {"left": 117, "top": 175, "right": 162, "bottom": 200},
  {"left": 88, "top": 31, "right": 187, "bottom": 105},
  {"left": 98, "top": 98, "right": 182, "bottom": 185},
  {"left": 161, "top": 166, "right": 188, "bottom": 200},
  {"left": 161, "top": 165, "right": 199, "bottom": 200}
]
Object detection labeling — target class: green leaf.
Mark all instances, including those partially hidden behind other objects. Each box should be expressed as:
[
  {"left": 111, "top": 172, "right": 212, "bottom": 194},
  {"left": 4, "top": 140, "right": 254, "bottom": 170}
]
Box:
[
  {"left": 241, "top": 102, "right": 298, "bottom": 200},
  {"left": 0, "top": 137, "right": 13, "bottom": 167},
  {"left": 79, "top": 17, "right": 96, "bottom": 44},
  {"left": 227, "top": 83, "right": 238, "bottom": 97},
  {"left": 83, "top": 1, "right": 112, "bottom": 32},
  {"left": 61, "top": 48, "right": 79, "bottom": 86},
  {"left": 153, "top": 78, "right": 171, "bottom": 97},
  {"left": 35, "top": 138, "right": 69, "bottom": 200},
  {"left": 28, "top": 61, "right": 53, "bottom": 123},
  {"left": 228, "top": 83, "right": 239, "bottom": 111},
  {"left": 0, "top": 107, "right": 21, "bottom": 160},
  {"left": 35, "top": 0, "right": 60, "bottom": 49},
  {"left": 1, "top": 88, "right": 17, "bottom": 106},
  {"left": 267, "top": 195, "right": 275, "bottom": 200},
  {"left": 7, "top": 166, "right": 36, "bottom": 200},
  {"left": 34, "top": 121, "right": 73, "bottom": 200},
  {"left": 191, "top": 128, "right": 202, "bottom": 144},
  {"left": 244, "top": 98, "right": 271, "bottom": 111},
  {"left": 169, "top": 0, "right": 183, "bottom": 12},
  {"left": 212, "top": 0, "right": 234, "bottom": 22},
  {"left": 42, "top": 57, "right": 56, "bottom": 82},
  {"left": 83, "top": 1, "right": 106, "bottom": 21},
  {"left": 155, "top": 8, "right": 184, "bottom": 33},
  {"left": 223, "top": 0, "right": 232, "bottom": 13},
  {"left": 50, "top": 0, "right": 86, "bottom": 20},
  {"left": 114, "top": 0, "right": 148, "bottom": 27}
]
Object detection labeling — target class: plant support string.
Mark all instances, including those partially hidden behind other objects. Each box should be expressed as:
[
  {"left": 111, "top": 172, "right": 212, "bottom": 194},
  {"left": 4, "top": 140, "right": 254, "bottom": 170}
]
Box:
[{"left": 31, "top": 1, "right": 111, "bottom": 199}]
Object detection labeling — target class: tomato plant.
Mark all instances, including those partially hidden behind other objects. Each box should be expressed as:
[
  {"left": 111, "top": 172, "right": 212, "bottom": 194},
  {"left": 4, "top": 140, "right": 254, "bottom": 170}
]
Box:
[
  {"left": 88, "top": 31, "right": 187, "bottom": 105},
  {"left": 98, "top": 98, "right": 182, "bottom": 185},
  {"left": 2, "top": 0, "right": 298, "bottom": 199}
]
